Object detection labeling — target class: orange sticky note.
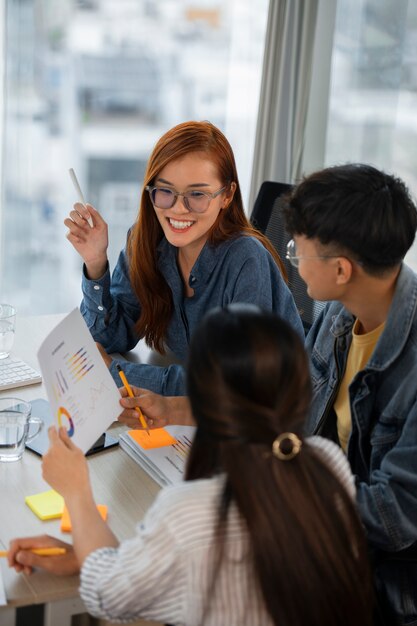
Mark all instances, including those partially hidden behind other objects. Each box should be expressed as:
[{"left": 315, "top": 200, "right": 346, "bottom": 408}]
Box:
[
  {"left": 128, "top": 428, "right": 177, "bottom": 450},
  {"left": 60, "top": 504, "right": 108, "bottom": 533}
]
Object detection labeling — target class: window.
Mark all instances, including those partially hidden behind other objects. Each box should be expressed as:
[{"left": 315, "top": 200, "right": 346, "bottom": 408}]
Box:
[
  {"left": 324, "top": 0, "right": 417, "bottom": 270},
  {"left": 1, "top": 0, "right": 269, "bottom": 314}
]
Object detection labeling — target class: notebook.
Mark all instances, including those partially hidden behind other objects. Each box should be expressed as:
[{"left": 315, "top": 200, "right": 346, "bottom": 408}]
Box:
[
  {"left": 119, "top": 425, "right": 196, "bottom": 487},
  {"left": 0, "top": 356, "right": 42, "bottom": 391}
]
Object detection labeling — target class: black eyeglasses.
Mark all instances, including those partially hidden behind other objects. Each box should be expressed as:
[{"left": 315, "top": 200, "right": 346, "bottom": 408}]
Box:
[{"left": 145, "top": 185, "right": 226, "bottom": 214}]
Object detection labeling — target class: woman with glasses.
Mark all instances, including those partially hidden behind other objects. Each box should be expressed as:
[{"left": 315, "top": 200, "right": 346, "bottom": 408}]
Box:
[
  {"left": 8, "top": 307, "right": 372, "bottom": 626},
  {"left": 64, "top": 121, "right": 303, "bottom": 395}
]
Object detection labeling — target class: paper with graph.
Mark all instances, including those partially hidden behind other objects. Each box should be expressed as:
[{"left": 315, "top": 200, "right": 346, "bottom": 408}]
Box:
[
  {"left": 37, "top": 308, "right": 121, "bottom": 453},
  {"left": 0, "top": 562, "right": 7, "bottom": 605},
  {"left": 119, "top": 426, "right": 196, "bottom": 486}
]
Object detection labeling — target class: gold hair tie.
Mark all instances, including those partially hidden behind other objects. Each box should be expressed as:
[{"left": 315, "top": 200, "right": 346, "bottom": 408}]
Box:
[{"left": 272, "top": 432, "right": 302, "bottom": 461}]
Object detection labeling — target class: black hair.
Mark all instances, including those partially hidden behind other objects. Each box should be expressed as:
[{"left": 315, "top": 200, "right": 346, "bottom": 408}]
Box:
[
  {"left": 284, "top": 163, "right": 417, "bottom": 274},
  {"left": 185, "top": 306, "right": 373, "bottom": 626}
]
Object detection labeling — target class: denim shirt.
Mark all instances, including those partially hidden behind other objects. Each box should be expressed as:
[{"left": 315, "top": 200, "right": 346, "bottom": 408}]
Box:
[
  {"left": 81, "top": 234, "right": 303, "bottom": 395},
  {"left": 305, "top": 264, "right": 417, "bottom": 624}
]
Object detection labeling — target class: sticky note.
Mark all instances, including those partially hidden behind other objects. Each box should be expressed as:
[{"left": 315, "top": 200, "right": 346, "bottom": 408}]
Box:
[
  {"left": 25, "top": 490, "right": 64, "bottom": 520},
  {"left": 61, "top": 503, "right": 108, "bottom": 532},
  {"left": 128, "top": 428, "right": 177, "bottom": 450}
]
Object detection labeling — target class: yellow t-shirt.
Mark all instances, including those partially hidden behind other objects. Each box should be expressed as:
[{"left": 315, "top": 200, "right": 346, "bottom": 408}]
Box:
[{"left": 334, "top": 319, "right": 385, "bottom": 452}]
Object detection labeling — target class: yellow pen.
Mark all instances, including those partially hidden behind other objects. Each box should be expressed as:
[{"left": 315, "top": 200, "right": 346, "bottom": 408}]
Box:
[
  {"left": 116, "top": 364, "right": 150, "bottom": 435},
  {"left": 0, "top": 547, "right": 67, "bottom": 557}
]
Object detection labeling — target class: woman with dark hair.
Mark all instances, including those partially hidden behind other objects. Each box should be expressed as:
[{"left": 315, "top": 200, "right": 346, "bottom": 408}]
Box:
[
  {"left": 9, "top": 307, "right": 372, "bottom": 626},
  {"left": 64, "top": 121, "right": 303, "bottom": 395}
]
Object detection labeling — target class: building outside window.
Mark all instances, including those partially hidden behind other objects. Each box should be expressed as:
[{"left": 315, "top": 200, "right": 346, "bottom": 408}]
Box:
[
  {"left": 0, "top": 0, "right": 269, "bottom": 314},
  {"left": 324, "top": 0, "right": 417, "bottom": 269}
]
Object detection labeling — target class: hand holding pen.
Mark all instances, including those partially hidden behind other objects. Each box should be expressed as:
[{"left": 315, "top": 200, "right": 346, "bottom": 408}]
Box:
[
  {"left": 117, "top": 364, "right": 150, "bottom": 435},
  {"left": 69, "top": 168, "right": 94, "bottom": 228},
  {"left": 118, "top": 386, "right": 194, "bottom": 430},
  {"left": 1, "top": 547, "right": 66, "bottom": 557},
  {"left": 64, "top": 169, "right": 109, "bottom": 279},
  {"left": 7, "top": 536, "right": 78, "bottom": 577}
]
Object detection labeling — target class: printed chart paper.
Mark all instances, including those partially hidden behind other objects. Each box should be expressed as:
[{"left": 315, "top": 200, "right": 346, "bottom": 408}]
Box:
[
  {"left": 0, "top": 564, "right": 6, "bottom": 606},
  {"left": 37, "top": 308, "right": 121, "bottom": 453}
]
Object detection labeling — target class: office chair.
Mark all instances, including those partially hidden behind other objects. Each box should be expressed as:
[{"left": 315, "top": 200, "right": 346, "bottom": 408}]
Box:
[{"left": 250, "top": 181, "right": 326, "bottom": 333}]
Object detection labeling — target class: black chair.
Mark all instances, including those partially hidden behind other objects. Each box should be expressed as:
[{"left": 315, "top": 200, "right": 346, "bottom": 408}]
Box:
[{"left": 250, "top": 181, "right": 326, "bottom": 333}]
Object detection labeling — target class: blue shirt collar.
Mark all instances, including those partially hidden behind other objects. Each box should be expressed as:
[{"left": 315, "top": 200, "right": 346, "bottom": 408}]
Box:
[
  {"left": 330, "top": 263, "right": 417, "bottom": 370},
  {"left": 157, "top": 237, "right": 232, "bottom": 287}
]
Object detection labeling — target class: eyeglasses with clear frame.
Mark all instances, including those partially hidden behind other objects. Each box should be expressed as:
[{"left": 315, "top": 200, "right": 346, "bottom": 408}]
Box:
[
  {"left": 145, "top": 185, "right": 226, "bottom": 214},
  {"left": 285, "top": 239, "right": 341, "bottom": 268}
]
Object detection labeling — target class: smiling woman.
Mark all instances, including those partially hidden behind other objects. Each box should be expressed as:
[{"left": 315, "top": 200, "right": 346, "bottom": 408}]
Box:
[
  {"left": 65, "top": 121, "right": 304, "bottom": 396},
  {"left": 149, "top": 152, "right": 233, "bottom": 291}
]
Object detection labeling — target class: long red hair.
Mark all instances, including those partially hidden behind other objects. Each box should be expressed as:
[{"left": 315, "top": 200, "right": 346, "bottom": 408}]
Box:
[{"left": 128, "top": 120, "right": 286, "bottom": 353}]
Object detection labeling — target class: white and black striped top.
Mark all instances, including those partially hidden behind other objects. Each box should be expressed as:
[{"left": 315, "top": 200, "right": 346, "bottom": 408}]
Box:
[{"left": 80, "top": 436, "right": 355, "bottom": 625}]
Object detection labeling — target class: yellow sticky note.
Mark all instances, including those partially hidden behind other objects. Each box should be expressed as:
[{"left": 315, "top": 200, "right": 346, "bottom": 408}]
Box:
[
  {"left": 25, "top": 489, "right": 64, "bottom": 521},
  {"left": 128, "top": 428, "right": 177, "bottom": 450},
  {"left": 61, "top": 503, "right": 108, "bottom": 533}
]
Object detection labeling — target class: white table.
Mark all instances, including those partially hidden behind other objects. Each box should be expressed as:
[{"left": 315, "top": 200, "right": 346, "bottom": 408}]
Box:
[{"left": 0, "top": 315, "right": 163, "bottom": 626}]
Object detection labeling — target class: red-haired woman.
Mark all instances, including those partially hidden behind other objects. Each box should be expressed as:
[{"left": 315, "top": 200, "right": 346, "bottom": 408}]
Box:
[{"left": 64, "top": 121, "right": 303, "bottom": 394}]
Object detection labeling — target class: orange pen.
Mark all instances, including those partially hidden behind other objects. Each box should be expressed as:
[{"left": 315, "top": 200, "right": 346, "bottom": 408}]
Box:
[
  {"left": 0, "top": 547, "right": 66, "bottom": 557},
  {"left": 116, "top": 364, "right": 150, "bottom": 435}
]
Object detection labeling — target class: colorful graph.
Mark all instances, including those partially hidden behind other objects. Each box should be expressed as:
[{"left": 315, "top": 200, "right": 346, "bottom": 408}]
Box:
[
  {"left": 66, "top": 346, "right": 95, "bottom": 383},
  {"left": 57, "top": 406, "right": 75, "bottom": 437},
  {"left": 172, "top": 437, "right": 191, "bottom": 460},
  {"left": 53, "top": 379, "right": 62, "bottom": 401},
  {"left": 53, "top": 369, "right": 69, "bottom": 399}
]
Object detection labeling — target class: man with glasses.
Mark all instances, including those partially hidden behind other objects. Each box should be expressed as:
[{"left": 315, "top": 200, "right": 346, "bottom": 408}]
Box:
[{"left": 283, "top": 163, "right": 417, "bottom": 625}]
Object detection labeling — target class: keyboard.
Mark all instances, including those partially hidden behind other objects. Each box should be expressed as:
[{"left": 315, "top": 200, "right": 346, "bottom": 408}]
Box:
[{"left": 0, "top": 357, "right": 42, "bottom": 391}]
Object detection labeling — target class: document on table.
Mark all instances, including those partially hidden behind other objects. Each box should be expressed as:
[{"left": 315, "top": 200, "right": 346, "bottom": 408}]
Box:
[
  {"left": 119, "top": 425, "right": 196, "bottom": 486},
  {"left": 37, "top": 308, "right": 122, "bottom": 454},
  {"left": 0, "top": 564, "right": 7, "bottom": 605}
]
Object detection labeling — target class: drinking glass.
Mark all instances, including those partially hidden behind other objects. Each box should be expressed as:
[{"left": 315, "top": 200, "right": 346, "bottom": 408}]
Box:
[{"left": 0, "top": 397, "right": 43, "bottom": 461}]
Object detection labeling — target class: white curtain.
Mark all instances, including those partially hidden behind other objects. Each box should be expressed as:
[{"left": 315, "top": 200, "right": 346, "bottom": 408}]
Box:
[{"left": 249, "top": 0, "right": 319, "bottom": 206}]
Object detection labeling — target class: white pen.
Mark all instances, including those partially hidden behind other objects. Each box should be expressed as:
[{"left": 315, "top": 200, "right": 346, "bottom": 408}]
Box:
[{"left": 69, "top": 168, "right": 94, "bottom": 228}]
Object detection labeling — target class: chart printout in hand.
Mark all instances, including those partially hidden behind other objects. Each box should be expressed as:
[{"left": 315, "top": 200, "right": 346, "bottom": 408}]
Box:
[
  {"left": 37, "top": 308, "right": 121, "bottom": 453},
  {"left": 0, "top": 563, "right": 6, "bottom": 605}
]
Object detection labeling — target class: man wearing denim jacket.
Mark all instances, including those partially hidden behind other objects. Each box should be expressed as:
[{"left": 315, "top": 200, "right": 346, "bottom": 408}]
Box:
[{"left": 284, "top": 163, "right": 417, "bottom": 625}]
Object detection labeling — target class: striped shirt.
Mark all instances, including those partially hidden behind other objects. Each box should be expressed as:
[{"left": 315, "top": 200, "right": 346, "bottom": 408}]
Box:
[{"left": 80, "top": 436, "right": 354, "bottom": 625}]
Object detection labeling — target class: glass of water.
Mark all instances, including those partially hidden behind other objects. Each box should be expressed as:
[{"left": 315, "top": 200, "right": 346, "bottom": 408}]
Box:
[
  {"left": 0, "top": 398, "right": 43, "bottom": 461},
  {"left": 0, "top": 304, "right": 16, "bottom": 359}
]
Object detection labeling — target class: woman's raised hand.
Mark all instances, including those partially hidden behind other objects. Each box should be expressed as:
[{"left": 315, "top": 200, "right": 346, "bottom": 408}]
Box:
[{"left": 64, "top": 203, "right": 109, "bottom": 279}]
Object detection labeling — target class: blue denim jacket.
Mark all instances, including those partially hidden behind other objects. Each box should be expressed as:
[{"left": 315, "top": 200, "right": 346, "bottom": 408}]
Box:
[
  {"left": 305, "top": 264, "right": 417, "bottom": 625},
  {"left": 81, "top": 234, "right": 303, "bottom": 395}
]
